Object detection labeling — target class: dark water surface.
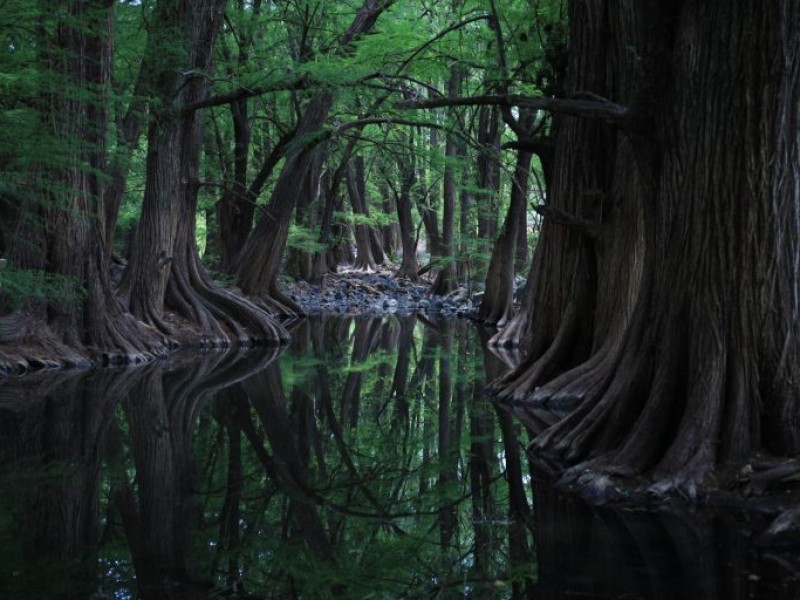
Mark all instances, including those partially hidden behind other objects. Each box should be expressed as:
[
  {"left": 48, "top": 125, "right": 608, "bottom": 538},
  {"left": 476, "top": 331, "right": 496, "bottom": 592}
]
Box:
[{"left": 0, "top": 316, "right": 796, "bottom": 599}]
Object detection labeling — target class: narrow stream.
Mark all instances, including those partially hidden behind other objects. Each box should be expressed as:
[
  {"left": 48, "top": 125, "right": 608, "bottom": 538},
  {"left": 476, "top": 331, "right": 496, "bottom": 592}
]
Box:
[{"left": 0, "top": 316, "right": 795, "bottom": 599}]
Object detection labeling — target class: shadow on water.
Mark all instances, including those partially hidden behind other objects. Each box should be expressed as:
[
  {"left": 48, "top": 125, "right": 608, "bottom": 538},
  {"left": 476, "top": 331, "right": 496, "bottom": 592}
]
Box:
[{"left": 0, "top": 316, "right": 797, "bottom": 599}]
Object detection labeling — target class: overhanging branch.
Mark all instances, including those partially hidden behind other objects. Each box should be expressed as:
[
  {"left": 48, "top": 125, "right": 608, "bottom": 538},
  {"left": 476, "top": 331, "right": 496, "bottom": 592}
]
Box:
[
  {"left": 396, "top": 93, "right": 631, "bottom": 128},
  {"left": 502, "top": 135, "right": 554, "bottom": 156}
]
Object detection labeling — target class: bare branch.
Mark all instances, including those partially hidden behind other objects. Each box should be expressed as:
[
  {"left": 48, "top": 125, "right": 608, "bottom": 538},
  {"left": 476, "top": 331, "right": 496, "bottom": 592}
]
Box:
[
  {"left": 181, "top": 77, "right": 310, "bottom": 113},
  {"left": 396, "top": 93, "right": 631, "bottom": 127},
  {"left": 502, "top": 136, "right": 554, "bottom": 156}
]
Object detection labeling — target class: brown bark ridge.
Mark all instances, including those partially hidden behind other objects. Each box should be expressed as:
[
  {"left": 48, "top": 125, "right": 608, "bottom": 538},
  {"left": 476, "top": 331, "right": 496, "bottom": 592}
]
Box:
[
  {"left": 1, "top": 0, "right": 170, "bottom": 372},
  {"left": 120, "top": 0, "right": 289, "bottom": 347},
  {"left": 493, "top": 0, "right": 800, "bottom": 500}
]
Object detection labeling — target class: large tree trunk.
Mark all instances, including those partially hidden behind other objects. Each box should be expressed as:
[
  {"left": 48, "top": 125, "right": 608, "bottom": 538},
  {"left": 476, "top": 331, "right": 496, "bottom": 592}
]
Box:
[
  {"left": 235, "top": 94, "right": 332, "bottom": 315},
  {"left": 1, "top": 0, "right": 168, "bottom": 369},
  {"left": 121, "top": 0, "right": 288, "bottom": 346},
  {"left": 495, "top": 0, "right": 800, "bottom": 499},
  {"left": 287, "top": 150, "right": 325, "bottom": 280}
]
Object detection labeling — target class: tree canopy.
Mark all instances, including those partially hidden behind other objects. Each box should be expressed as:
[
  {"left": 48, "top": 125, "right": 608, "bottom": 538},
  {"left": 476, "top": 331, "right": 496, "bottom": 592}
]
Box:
[{"left": 0, "top": 0, "right": 561, "bottom": 364}]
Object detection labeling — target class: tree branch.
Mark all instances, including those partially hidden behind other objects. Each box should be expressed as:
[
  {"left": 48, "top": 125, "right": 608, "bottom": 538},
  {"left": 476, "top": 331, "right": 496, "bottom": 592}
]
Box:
[
  {"left": 502, "top": 135, "right": 554, "bottom": 156},
  {"left": 181, "top": 77, "right": 311, "bottom": 113},
  {"left": 396, "top": 93, "right": 631, "bottom": 128},
  {"left": 533, "top": 204, "right": 601, "bottom": 240}
]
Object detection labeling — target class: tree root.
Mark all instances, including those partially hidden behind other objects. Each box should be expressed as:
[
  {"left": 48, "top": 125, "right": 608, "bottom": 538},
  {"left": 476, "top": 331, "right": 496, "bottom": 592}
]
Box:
[
  {"left": 252, "top": 281, "right": 305, "bottom": 320},
  {"left": 489, "top": 294, "right": 581, "bottom": 401},
  {"left": 162, "top": 255, "right": 292, "bottom": 347},
  {"left": 487, "top": 309, "right": 529, "bottom": 348},
  {"left": 759, "top": 507, "right": 800, "bottom": 547}
]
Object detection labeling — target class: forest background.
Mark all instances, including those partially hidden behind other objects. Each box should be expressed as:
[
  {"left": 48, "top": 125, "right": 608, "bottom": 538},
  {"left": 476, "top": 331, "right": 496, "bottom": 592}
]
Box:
[{"left": 0, "top": 0, "right": 557, "bottom": 365}]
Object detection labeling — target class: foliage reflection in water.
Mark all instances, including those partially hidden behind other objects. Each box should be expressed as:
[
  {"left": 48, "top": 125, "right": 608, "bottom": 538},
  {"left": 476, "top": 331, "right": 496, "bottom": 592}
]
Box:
[{"left": 0, "top": 316, "right": 797, "bottom": 599}]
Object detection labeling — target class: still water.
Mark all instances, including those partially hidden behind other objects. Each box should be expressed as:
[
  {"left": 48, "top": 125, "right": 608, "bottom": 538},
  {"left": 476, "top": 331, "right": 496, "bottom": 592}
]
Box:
[{"left": 0, "top": 316, "right": 796, "bottom": 599}]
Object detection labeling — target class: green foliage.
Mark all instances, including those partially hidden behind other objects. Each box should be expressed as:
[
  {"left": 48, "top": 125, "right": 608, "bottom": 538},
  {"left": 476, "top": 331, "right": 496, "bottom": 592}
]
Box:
[
  {"left": 0, "top": 266, "right": 84, "bottom": 310},
  {"left": 0, "top": 0, "right": 561, "bottom": 333},
  {"left": 287, "top": 221, "right": 327, "bottom": 253}
]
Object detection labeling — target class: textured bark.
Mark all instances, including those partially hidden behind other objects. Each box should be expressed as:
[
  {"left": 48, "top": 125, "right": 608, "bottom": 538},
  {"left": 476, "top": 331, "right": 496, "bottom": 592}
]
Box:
[
  {"left": 1, "top": 0, "right": 168, "bottom": 368},
  {"left": 495, "top": 0, "right": 800, "bottom": 498},
  {"left": 121, "top": 0, "right": 288, "bottom": 346}
]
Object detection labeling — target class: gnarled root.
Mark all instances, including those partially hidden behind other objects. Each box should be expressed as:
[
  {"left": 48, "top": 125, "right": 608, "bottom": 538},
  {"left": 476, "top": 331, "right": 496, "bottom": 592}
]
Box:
[
  {"left": 166, "top": 257, "right": 291, "bottom": 347},
  {"left": 487, "top": 307, "right": 529, "bottom": 348},
  {"left": 489, "top": 294, "right": 582, "bottom": 401}
]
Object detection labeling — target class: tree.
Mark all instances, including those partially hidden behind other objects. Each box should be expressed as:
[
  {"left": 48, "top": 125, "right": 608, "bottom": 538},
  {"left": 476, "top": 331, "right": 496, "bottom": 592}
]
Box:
[
  {"left": 386, "top": 129, "right": 420, "bottom": 280},
  {"left": 1, "top": 0, "right": 168, "bottom": 368},
  {"left": 120, "top": 0, "right": 289, "bottom": 346},
  {"left": 235, "top": 0, "right": 396, "bottom": 316},
  {"left": 492, "top": 0, "right": 800, "bottom": 498},
  {"left": 476, "top": 138, "right": 532, "bottom": 326},
  {"left": 346, "top": 155, "right": 381, "bottom": 271},
  {"left": 428, "top": 66, "right": 463, "bottom": 296}
]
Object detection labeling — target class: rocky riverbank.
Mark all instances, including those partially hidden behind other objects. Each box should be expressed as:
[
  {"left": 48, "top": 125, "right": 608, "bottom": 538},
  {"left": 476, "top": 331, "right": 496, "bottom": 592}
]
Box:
[{"left": 284, "top": 268, "right": 484, "bottom": 319}]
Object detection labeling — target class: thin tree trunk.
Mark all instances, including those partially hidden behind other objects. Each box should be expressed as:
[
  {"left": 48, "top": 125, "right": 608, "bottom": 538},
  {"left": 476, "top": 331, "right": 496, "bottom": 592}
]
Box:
[
  {"left": 346, "top": 158, "right": 378, "bottom": 271},
  {"left": 477, "top": 146, "right": 533, "bottom": 326},
  {"left": 474, "top": 104, "right": 502, "bottom": 283},
  {"left": 394, "top": 133, "right": 420, "bottom": 280}
]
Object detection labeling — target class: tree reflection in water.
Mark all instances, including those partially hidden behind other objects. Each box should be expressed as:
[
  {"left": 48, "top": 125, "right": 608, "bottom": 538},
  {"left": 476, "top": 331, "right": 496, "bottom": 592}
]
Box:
[{"left": 0, "top": 316, "right": 796, "bottom": 599}]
